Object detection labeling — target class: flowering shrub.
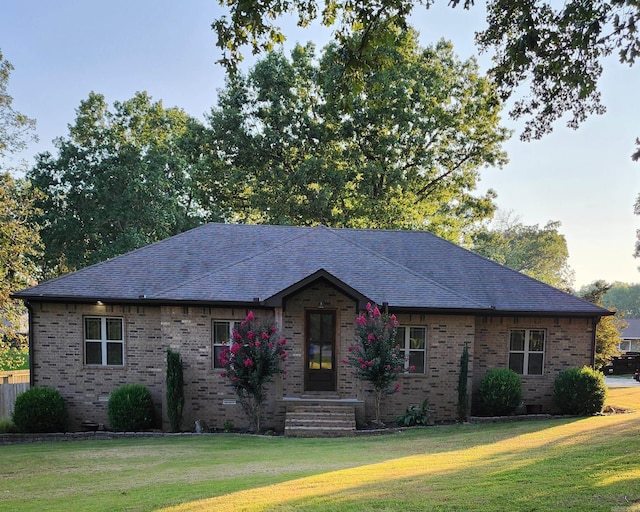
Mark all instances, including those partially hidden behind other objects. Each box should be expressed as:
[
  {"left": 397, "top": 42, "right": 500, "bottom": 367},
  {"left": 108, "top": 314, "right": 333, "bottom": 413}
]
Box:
[
  {"left": 219, "top": 311, "right": 287, "bottom": 433},
  {"left": 343, "top": 302, "right": 407, "bottom": 425}
]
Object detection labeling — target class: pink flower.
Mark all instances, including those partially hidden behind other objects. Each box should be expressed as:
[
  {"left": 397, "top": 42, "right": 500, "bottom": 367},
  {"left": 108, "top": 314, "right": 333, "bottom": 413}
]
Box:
[
  {"left": 246, "top": 311, "right": 255, "bottom": 322},
  {"left": 231, "top": 342, "right": 241, "bottom": 355},
  {"left": 247, "top": 331, "right": 255, "bottom": 340},
  {"left": 409, "top": 365, "right": 416, "bottom": 372},
  {"left": 279, "top": 338, "right": 287, "bottom": 346},
  {"left": 361, "top": 364, "right": 367, "bottom": 370},
  {"left": 220, "top": 372, "right": 227, "bottom": 378},
  {"left": 367, "top": 333, "right": 375, "bottom": 342},
  {"left": 261, "top": 332, "right": 269, "bottom": 340},
  {"left": 243, "top": 358, "right": 253, "bottom": 367},
  {"left": 281, "top": 351, "right": 288, "bottom": 360},
  {"left": 366, "top": 302, "right": 373, "bottom": 312},
  {"left": 372, "top": 307, "right": 381, "bottom": 318},
  {"left": 232, "top": 331, "right": 242, "bottom": 340},
  {"left": 268, "top": 342, "right": 274, "bottom": 349},
  {"left": 356, "top": 315, "right": 367, "bottom": 326},
  {"left": 282, "top": 370, "right": 288, "bottom": 375},
  {"left": 255, "top": 341, "right": 261, "bottom": 348},
  {"left": 347, "top": 346, "right": 353, "bottom": 352},
  {"left": 357, "top": 357, "right": 364, "bottom": 363},
  {"left": 269, "top": 326, "right": 276, "bottom": 334}
]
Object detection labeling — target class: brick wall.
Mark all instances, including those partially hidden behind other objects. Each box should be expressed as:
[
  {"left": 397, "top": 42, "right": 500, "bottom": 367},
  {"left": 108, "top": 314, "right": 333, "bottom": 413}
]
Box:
[
  {"left": 473, "top": 316, "right": 595, "bottom": 413},
  {"left": 29, "top": 299, "right": 596, "bottom": 432}
]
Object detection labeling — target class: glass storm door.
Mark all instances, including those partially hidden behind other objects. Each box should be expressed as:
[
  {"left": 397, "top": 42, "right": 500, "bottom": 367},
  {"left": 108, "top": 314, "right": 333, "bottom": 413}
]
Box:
[{"left": 305, "top": 311, "right": 336, "bottom": 392}]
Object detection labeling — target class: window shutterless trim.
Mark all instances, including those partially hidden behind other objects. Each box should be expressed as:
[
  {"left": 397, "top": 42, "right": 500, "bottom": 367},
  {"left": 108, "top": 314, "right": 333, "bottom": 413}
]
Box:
[{"left": 84, "top": 316, "right": 125, "bottom": 366}]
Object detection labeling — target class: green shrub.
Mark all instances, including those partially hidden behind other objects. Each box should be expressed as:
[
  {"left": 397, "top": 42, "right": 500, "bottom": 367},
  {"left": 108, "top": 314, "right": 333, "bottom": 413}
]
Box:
[
  {"left": 553, "top": 366, "right": 607, "bottom": 415},
  {"left": 396, "top": 398, "right": 433, "bottom": 427},
  {"left": 166, "top": 348, "right": 185, "bottom": 432},
  {"left": 108, "top": 384, "right": 155, "bottom": 431},
  {"left": 479, "top": 368, "right": 522, "bottom": 416},
  {"left": 0, "top": 418, "right": 18, "bottom": 433},
  {"left": 12, "top": 387, "right": 67, "bottom": 433}
]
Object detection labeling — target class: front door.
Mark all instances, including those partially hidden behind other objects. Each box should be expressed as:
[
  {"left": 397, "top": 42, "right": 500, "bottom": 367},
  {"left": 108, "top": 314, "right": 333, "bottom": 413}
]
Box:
[{"left": 305, "top": 310, "right": 336, "bottom": 392}]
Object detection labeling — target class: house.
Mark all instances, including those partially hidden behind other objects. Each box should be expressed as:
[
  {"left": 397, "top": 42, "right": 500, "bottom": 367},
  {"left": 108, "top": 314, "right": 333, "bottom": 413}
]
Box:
[
  {"left": 14, "top": 223, "right": 609, "bottom": 434},
  {"left": 619, "top": 319, "right": 640, "bottom": 354}
]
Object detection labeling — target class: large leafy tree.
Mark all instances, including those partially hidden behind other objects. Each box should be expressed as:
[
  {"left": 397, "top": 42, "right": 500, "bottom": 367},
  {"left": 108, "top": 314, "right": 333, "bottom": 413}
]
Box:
[
  {"left": 0, "top": 50, "right": 40, "bottom": 368},
  {"left": 213, "top": 0, "right": 639, "bottom": 141},
  {"left": 206, "top": 32, "right": 509, "bottom": 240},
  {"left": 471, "top": 214, "right": 574, "bottom": 290},
  {"left": 602, "top": 282, "right": 640, "bottom": 317},
  {"left": 28, "top": 92, "right": 211, "bottom": 276},
  {"left": 579, "top": 280, "right": 624, "bottom": 370}
]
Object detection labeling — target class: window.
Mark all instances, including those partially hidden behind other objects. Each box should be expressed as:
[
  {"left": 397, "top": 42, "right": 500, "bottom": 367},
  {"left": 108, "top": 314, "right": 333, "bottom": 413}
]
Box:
[
  {"left": 212, "top": 320, "right": 240, "bottom": 369},
  {"left": 84, "top": 317, "right": 124, "bottom": 366},
  {"left": 397, "top": 326, "right": 427, "bottom": 374},
  {"left": 509, "top": 329, "right": 545, "bottom": 375}
]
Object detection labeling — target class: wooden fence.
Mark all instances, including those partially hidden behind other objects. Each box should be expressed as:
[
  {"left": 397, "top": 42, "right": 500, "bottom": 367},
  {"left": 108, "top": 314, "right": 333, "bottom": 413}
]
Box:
[{"left": 0, "top": 371, "right": 30, "bottom": 419}]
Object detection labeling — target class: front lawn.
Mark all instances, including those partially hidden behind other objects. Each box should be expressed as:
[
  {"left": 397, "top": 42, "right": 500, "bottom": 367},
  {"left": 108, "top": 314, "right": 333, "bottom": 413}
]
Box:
[{"left": 1, "top": 389, "right": 639, "bottom": 512}]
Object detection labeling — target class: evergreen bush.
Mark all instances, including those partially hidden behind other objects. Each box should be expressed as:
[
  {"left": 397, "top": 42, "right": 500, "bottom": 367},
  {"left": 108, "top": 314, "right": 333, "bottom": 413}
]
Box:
[
  {"left": 166, "top": 348, "right": 185, "bottom": 432},
  {"left": 478, "top": 368, "right": 522, "bottom": 416},
  {"left": 108, "top": 384, "right": 155, "bottom": 431},
  {"left": 12, "top": 387, "right": 67, "bottom": 433},
  {"left": 553, "top": 366, "right": 607, "bottom": 415}
]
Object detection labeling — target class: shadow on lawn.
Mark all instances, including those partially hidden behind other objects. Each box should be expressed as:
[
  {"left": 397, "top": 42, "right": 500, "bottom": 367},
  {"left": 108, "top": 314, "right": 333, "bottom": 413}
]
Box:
[{"left": 157, "top": 411, "right": 640, "bottom": 512}]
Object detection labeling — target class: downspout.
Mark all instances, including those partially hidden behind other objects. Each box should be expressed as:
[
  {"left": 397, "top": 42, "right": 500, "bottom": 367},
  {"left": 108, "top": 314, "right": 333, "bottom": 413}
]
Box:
[
  {"left": 26, "top": 301, "right": 35, "bottom": 387},
  {"left": 590, "top": 316, "right": 598, "bottom": 368}
]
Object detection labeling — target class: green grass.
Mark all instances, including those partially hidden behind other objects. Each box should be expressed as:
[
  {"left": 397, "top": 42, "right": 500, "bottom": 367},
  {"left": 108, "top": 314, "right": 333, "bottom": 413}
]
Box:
[{"left": 1, "top": 389, "right": 639, "bottom": 512}]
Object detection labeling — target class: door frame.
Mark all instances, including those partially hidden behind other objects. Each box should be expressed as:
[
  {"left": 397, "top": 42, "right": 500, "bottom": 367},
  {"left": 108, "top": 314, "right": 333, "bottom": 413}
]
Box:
[{"left": 304, "top": 309, "right": 337, "bottom": 392}]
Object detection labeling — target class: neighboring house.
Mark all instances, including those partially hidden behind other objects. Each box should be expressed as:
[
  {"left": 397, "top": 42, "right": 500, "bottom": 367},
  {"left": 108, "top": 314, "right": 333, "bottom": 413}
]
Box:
[
  {"left": 619, "top": 319, "right": 640, "bottom": 354},
  {"left": 13, "top": 224, "right": 609, "bottom": 433}
]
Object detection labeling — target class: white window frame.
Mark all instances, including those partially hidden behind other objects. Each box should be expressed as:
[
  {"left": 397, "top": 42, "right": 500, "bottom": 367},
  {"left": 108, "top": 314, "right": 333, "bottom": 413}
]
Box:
[
  {"left": 84, "top": 316, "right": 124, "bottom": 366},
  {"left": 212, "top": 320, "right": 241, "bottom": 369},
  {"left": 397, "top": 325, "right": 427, "bottom": 374},
  {"left": 509, "top": 328, "right": 545, "bottom": 376}
]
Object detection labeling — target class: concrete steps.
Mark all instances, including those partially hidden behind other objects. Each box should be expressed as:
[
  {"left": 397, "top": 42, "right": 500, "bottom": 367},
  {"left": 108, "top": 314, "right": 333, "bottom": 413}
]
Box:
[{"left": 284, "top": 401, "right": 357, "bottom": 437}]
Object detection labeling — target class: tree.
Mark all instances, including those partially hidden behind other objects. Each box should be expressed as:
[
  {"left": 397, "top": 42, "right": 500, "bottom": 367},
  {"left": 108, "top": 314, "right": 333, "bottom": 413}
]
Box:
[
  {"left": 579, "top": 280, "right": 623, "bottom": 370},
  {"left": 166, "top": 348, "right": 185, "bottom": 433},
  {"left": 0, "top": 50, "right": 40, "bottom": 368},
  {"left": 219, "top": 311, "right": 288, "bottom": 433},
  {"left": 206, "top": 34, "right": 509, "bottom": 240},
  {"left": 343, "top": 303, "right": 405, "bottom": 426},
  {"left": 28, "top": 92, "right": 210, "bottom": 276},
  {"left": 212, "top": 1, "right": 639, "bottom": 140},
  {"left": 471, "top": 214, "right": 574, "bottom": 290},
  {"left": 602, "top": 282, "right": 640, "bottom": 317}
]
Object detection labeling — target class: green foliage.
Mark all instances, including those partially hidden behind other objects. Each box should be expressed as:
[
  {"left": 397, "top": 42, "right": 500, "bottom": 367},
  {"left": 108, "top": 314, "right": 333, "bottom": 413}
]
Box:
[
  {"left": 0, "top": 346, "right": 28, "bottom": 371},
  {"left": 472, "top": 214, "right": 574, "bottom": 290},
  {"left": 603, "top": 282, "right": 640, "bottom": 316},
  {"left": 396, "top": 399, "right": 432, "bottom": 427},
  {"left": 27, "top": 91, "right": 209, "bottom": 276},
  {"left": 206, "top": 34, "right": 508, "bottom": 242},
  {"left": 0, "top": 418, "right": 18, "bottom": 433},
  {"left": 219, "top": 312, "right": 287, "bottom": 433},
  {"left": 344, "top": 302, "right": 404, "bottom": 425},
  {"left": 213, "top": 1, "right": 639, "bottom": 140},
  {"left": 166, "top": 348, "right": 185, "bottom": 433},
  {"left": 579, "top": 280, "right": 623, "bottom": 370},
  {"left": 457, "top": 343, "right": 469, "bottom": 422},
  {"left": 478, "top": 368, "right": 523, "bottom": 416},
  {"left": 553, "top": 366, "right": 607, "bottom": 415},
  {"left": 12, "top": 387, "right": 67, "bottom": 433},
  {"left": 107, "top": 384, "right": 155, "bottom": 431}
]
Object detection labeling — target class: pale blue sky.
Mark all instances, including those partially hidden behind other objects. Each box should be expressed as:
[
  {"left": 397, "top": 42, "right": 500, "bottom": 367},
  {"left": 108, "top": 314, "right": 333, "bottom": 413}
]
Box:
[{"left": 1, "top": 0, "right": 639, "bottom": 288}]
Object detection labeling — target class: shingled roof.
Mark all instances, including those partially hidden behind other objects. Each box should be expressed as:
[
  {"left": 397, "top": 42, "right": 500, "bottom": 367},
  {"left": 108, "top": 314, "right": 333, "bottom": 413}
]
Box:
[{"left": 14, "top": 223, "right": 609, "bottom": 317}]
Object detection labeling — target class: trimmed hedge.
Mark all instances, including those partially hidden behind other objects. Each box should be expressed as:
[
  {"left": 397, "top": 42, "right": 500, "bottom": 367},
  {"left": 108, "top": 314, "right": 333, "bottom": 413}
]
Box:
[
  {"left": 479, "top": 368, "right": 522, "bottom": 416},
  {"left": 553, "top": 366, "right": 607, "bottom": 415},
  {"left": 108, "top": 384, "right": 155, "bottom": 431},
  {"left": 12, "top": 387, "right": 67, "bottom": 433}
]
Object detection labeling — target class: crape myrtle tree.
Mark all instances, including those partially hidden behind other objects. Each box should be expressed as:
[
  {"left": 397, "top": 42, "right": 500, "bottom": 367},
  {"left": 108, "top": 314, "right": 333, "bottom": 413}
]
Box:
[
  {"left": 0, "top": 50, "right": 41, "bottom": 368},
  {"left": 27, "top": 92, "right": 212, "bottom": 277},
  {"left": 219, "top": 311, "right": 288, "bottom": 433},
  {"left": 205, "top": 30, "right": 509, "bottom": 242},
  {"left": 343, "top": 303, "right": 407, "bottom": 426}
]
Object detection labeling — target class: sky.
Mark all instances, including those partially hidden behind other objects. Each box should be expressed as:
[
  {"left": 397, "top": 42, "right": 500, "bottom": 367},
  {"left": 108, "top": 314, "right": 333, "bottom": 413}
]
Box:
[{"left": 1, "top": 0, "right": 639, "bottom": 289}]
